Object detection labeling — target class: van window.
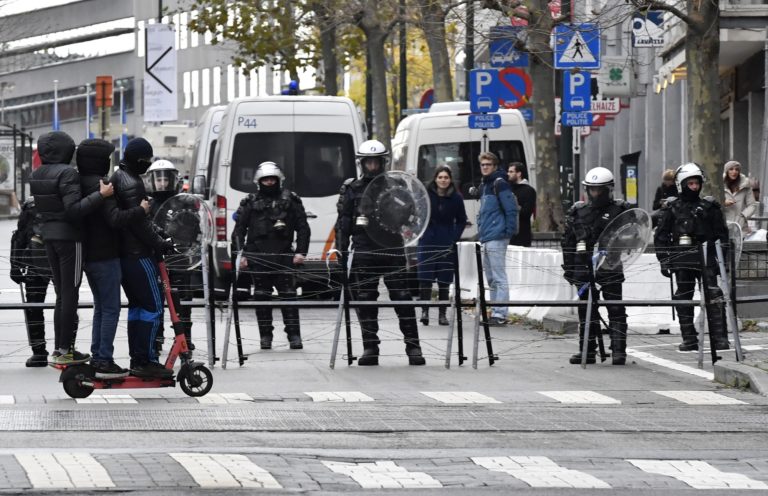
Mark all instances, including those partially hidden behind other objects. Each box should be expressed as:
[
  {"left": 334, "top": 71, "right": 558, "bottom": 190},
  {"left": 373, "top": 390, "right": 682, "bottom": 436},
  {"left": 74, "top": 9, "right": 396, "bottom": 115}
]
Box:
[
  {"left": 207, "top": 139, "right": 217, "bottom": 183},
  {"left": 417, "top": 141, "right": 525, "bottom": 196},
  {"left": 231, "top": 132, "right": 355, "bottom": 197}
]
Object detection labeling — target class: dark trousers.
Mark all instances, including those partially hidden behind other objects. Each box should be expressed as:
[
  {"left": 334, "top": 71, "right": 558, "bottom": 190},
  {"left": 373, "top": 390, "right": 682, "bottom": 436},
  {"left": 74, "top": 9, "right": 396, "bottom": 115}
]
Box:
[
  {"left": 121, "top": 257, "right": 164, "bottom": 365},
  {"left": 350, "top": 254, "right": 419, "bottom": 349},
  {"left": 250, "top": 271, "right": 300, "bottom": 338},
  {"left": 45, "top": 240, "right": 83, "bottom": 351},
  {"left": 674, "top": 268, "right": 727, "bottom": 344},
  {"left": 23, "top": 274, "right": 51, "bottom": 354},
  {"left": 577, "top": 281, "right": 627, "bottom": 350}
]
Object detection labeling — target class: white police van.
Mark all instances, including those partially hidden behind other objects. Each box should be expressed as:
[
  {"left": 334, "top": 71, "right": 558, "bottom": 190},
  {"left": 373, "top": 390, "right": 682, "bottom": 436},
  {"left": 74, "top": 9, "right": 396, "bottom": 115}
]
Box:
[
  {"left": 390, "top": 101, "right": 535, "bottom": 239},
  {"left": 207, "top": 96, "right": 365, "bottom": 296},
  {"left": 190, "top": 105, "right": 226, "bottom": 187}
]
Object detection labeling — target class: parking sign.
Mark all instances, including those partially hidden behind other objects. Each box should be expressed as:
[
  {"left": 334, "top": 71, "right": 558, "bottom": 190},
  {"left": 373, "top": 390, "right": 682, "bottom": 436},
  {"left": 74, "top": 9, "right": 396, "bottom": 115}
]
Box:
[
  {"left": 469, "top": 69, "right": 500, "bottom": 113},
  {"left": 563, "top": 71, "right": 591, "bottom": 112}
]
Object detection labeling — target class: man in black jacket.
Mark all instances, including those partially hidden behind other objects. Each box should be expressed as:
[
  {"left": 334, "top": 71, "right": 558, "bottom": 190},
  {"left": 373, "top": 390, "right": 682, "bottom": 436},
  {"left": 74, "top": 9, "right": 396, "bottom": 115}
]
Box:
[
  {"left": 77, "top": 139, "right": 149, "bottom": 378},
  {"left": 110, "top": 138, "right": 173, "bottom": 378},
  {"left": 507, "top": 162, "right": 536, "bottom": 247},
  {"left": 30, "top": 131, "right": 113, "bottom": 365}
]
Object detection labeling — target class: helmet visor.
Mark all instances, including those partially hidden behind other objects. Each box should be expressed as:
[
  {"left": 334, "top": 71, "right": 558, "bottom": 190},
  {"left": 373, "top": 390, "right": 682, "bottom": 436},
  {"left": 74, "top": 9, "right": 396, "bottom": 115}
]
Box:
[{"left": 146, "top": 169, "right": 178, "bottom": 193}]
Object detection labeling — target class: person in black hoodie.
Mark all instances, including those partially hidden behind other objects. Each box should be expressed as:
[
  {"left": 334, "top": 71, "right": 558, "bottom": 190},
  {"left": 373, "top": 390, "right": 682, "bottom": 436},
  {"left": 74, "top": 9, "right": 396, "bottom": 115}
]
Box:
[
  {"left": 110, "top": 138, "right": 173, "bottom": 378},
  {"left": 76, "top": 139, "right": 149, "bottom": 379},
  {"left": 30, "top": 131, "right": 113, "bottom": 365}
]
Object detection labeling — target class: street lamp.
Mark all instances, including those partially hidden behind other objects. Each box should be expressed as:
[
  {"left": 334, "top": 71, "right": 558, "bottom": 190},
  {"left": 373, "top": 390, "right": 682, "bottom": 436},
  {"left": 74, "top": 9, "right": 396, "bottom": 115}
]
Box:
[{"left": 0, "top": 81, "right": 15, "bottom": 125}]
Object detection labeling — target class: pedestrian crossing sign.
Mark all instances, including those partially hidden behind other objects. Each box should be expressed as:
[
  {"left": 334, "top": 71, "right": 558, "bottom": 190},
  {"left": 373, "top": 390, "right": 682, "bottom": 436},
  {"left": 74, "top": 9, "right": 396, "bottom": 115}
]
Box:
[{"left": 554, "top": 23, "right": 601, "bottom": 70}]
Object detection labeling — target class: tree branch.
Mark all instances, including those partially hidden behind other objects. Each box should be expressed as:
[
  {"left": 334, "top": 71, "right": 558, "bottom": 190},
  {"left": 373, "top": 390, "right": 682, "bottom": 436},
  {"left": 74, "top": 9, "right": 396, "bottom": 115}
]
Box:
[{"left": 630, "top": 0, "right": 701, "bottom": 32}]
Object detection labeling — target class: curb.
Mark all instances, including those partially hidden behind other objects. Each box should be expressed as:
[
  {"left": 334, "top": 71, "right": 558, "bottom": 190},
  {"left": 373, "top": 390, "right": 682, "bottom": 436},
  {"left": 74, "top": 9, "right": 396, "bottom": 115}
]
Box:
[{"left": 714, "top": 361, "right": 768, "bottom": 396}]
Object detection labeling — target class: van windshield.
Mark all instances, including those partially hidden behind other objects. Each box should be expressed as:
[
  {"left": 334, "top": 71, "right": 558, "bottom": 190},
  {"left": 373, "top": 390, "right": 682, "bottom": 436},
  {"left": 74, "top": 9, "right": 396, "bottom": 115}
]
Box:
[
  {"left": 231, "top": 132, "right": 356, "bottom": 197},
  {"left": 417, "top": 141, "right": 526, "bottom": 197}
]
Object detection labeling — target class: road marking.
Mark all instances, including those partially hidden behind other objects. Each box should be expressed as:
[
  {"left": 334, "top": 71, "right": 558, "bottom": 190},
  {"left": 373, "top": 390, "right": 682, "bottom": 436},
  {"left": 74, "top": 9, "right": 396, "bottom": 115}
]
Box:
[
  {"left": 305, "top": 392, "right": 374, "bottom": 402},
  {"left": 626, "top": 348, "right": 714, "bottom": 380},
  {"left": 628, "top": 459, "right": 768, "bottom": 490},
  {"left": 537, "top": 391, "right": 620, "bottom": 404},
  {"left": 0, "top": 395, "right": 14, "bottom": 404},
  {"left": 421, "top": 392, "right": 501, "bottom": 404},
  {"left": 170, "top": 453, "right": 281, "bottom": 488},
  {"left": 196, "top": 393, "right": 253, "bottom": 404},
  {"left": 322, "top": 460, "right": 442, "bottom": 488},
  {"left": 653, "top": 390, "right": 748, "bottom": 405},
  {"left": 15, "top": 453, "right": 115, "bottom": 489},
  {"left": 742, "top": 345, "right": 764, "bottom": 351},
  {"left": 75, "top": 394, "right": 137, "bottom": 404},
  {"left": 473, "top": 456, "right": 610, "bottom": 488}
]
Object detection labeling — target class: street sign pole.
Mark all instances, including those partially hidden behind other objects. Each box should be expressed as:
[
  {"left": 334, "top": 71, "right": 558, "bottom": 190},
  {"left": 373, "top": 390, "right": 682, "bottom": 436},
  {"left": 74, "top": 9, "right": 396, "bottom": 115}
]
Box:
[{"left": 573, "top": 127, "right": 581, "bottom": 202}]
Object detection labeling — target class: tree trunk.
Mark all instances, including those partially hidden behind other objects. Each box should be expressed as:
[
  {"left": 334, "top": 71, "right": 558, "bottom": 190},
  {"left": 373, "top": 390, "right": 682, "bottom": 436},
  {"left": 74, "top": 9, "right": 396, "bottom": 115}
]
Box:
[
  {"left": 357, "top": 2, "right": 393, "bottom": 148},
  {"left": 417, "top": 0, "right": 453, "bottom": 102},
  {"left": 528, "top": 1, "right": 563, "bottom": 230},
  {"left": 685, "top": 2, "right": 722, "bottom": 199},
  {"left": 313, "top": 1, "right": 339, "bottom": 95}
]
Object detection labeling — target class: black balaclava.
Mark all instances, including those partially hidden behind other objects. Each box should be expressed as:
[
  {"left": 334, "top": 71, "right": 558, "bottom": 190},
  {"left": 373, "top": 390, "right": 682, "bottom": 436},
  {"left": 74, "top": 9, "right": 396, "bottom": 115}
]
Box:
[
  {"left": 361, "top": 157, "right": 384, "bottom": 180},
  {"left": 76, "top": 139, "right": 115, "bottom": 177},
  {"left": 680, "top": 177, "right": 702, "bottom": 202},
  {"left": 123, "top": 138, "right": 154, "bottom": 175},
  {"left": 589, "top": 186, "right": 612, "bottom": 208},
  {"left": 259, "top": 176, "right": 281, "bottom": 197}
]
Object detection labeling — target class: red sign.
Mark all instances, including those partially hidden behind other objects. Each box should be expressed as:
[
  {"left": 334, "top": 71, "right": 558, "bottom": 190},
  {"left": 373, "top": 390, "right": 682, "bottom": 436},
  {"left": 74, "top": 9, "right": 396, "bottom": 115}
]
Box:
[
  {"left": 497, "top": 68, "right": 533, "bottom": 109},
  {"left": 591, "top": 114, "right": 606, "bottom": 126},
  {"left": 95, "top": 75, "right": 113, "bottom": 107}
]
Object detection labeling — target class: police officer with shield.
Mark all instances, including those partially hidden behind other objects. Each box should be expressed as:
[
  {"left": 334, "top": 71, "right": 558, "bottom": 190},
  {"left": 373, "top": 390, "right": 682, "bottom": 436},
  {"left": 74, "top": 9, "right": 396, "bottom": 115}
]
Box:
[
  {"left": 335, "top": 140, "right": 426, "bottom": 366},
  {"left": 561, "top": 167, "right": 630, "bottom": 365},
  {"left": 232, "top": 162, "right": 310, "bottom": 350},
  {"left": 10, "top": 197, "right": 53, "bottom": 366},
  {"left": 654, "top": 163, "right": 730, "bottom": 351}
]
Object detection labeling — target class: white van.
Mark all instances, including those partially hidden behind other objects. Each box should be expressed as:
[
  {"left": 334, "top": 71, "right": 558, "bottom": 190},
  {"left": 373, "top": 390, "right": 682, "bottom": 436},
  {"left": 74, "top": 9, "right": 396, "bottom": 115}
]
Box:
[
  {"left": 391, "top": 102, "right": 535, "bottom": 239},
  {"left": 208, "top": 96, "right": 365, "bottom": 294},
  {"left": 190, "top": 105, "right": 226, "bottom": 185}
]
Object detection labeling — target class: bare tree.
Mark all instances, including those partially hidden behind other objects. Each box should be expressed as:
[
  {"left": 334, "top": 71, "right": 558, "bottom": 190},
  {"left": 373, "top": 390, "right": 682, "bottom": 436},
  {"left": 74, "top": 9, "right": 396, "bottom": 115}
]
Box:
[{"left": 413, "top": 0, "right": 459, "bottom": 102}]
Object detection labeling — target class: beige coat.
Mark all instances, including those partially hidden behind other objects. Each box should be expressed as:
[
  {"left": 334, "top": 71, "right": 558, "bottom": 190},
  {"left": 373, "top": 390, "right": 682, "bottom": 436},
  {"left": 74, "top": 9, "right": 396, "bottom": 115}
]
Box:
[{"left": 723, "top": 168, "right": 758, "bottom": 231}]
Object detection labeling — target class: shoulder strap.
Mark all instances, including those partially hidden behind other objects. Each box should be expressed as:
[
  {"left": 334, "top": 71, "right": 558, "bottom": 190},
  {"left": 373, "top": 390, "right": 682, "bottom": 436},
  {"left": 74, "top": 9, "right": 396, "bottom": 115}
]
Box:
[{"left": 492, "top": 177, "right": 506, "bottom": 218}]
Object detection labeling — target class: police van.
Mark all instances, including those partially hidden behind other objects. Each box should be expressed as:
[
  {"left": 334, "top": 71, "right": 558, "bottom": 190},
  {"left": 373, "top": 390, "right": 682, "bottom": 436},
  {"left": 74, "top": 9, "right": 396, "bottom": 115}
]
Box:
[
  {"left": 390, "top": 102, "right": 535, "bottom": 239},
  {"left": 207, "top": 96, "right": 366, "bottom": 296},
  {"left": 190, "top": 105, "right": 226, "bottom": 188}
]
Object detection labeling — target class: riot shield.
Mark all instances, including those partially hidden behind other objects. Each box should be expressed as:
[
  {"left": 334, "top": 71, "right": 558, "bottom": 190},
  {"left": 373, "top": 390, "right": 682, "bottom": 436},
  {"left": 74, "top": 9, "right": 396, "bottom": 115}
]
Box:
[
  {"left": 360, "top": 171, "right": 430, "bottom": 248},
  {"left": 153, "top": 193, "right": 214, "bottom": 261},
  {"left": 727, "top": 222, "right": 743, "bottom": 265},
  {"left": 596, "top": 208, "right": 653, "bottom": 271}
]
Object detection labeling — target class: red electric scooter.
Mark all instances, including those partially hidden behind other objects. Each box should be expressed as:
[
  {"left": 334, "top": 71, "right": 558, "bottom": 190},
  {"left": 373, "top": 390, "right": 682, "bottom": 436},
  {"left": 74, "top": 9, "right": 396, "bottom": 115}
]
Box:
[{"left": 54, "top": 259, "right": 213, "bottom": 399}]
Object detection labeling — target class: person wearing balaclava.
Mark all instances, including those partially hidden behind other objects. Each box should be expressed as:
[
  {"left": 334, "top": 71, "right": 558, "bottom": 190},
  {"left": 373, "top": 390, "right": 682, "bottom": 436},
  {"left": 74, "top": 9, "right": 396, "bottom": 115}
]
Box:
[
  {"left": 29, "top": 131, "right": 114, "bottom": 366},
  {"left": 561, "top": 166, "right": 630, "bottom": 366},
  {"left": 654, "top": 163, "right": 730, "bottom": 353},
  {"left": 76, "top": 139, "right": 149, "bottom": 379},
  {"left": 110, "top": 137, "right": 173, "bottom": 379}
]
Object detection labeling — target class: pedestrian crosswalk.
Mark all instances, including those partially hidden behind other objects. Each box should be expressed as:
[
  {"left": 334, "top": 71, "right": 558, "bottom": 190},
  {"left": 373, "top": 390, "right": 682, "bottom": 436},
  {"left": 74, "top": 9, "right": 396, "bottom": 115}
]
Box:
[
  {"left": 3, "top": 452, "right": 767, "bottom": 491},
  {"left": 0, "top": 389, "right": 755, "bottom": 406}
]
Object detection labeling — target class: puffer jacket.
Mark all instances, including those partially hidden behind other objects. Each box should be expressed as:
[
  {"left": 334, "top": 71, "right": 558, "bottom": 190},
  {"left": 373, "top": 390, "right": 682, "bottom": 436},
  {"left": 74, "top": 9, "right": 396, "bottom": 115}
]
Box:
[
  {"left": 476, "top": 169, "right": 519, "bottom": 243},
  {"left": 723, "top": 166, "right": 758, "bottom": 231},
  {"left": 29, "top": 132, "right": 104, "bottom": 241},
  {"left": 110, "top": 162, "right": 166, "bottom": 258}
]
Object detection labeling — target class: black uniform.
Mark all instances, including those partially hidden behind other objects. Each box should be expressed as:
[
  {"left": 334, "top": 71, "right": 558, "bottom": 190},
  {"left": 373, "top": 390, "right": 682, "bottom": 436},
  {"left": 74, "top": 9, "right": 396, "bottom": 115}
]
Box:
[
  {"left": 335, "top": 175, "right": 425, "bottom": 365},
  {"left": 562, "top": 198, "right": 630, "bottom": 365},
  {"left": 232, "top": 188, "right": 310, "bottom": 348},
  {"left": 10, "top": 198, "right": 53, "bottom": 365},
  {"left": 654, "top": 196, "right": 730, "bottom": 351}
]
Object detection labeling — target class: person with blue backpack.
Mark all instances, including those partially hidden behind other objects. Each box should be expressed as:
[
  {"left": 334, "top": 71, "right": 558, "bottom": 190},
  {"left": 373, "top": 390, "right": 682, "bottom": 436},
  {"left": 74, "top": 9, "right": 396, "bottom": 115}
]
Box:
[{"left": 476, "top": 151, "right": 519, "bottom": 326}]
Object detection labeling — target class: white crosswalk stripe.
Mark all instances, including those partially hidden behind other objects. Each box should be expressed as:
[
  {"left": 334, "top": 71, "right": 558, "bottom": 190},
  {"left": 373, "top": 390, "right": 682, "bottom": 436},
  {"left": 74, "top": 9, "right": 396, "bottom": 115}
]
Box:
[
  {"left": 473, "top": 456, "right": 610, "bottom": 488},
  {"left": 538, "top": 390, "right": 621, "bottom": 404},
  {"left": 421, "top": 392, "right": 501, "bottom": 404},
  {"left": 653, "top": 390, "right": 748, "bottom": 405},
  {"left": 0, "top": 395, "right": 14, "bottom": 404},
  {"left": 75, "top": 394, "right": 137, "bottom": 404},
  {"left": 322, "top": 460, "right": 442, "bottom": 488},
  {"left": 170, "top": 453, "right": 281, "bottom": 488},
  {"left": 305, "top": 391, "right": 374, "bottom": 402},
  {"left": 15, "top": 453, "right": 115, "bottom": 489},
  {"left": 195, "top": 393, "right": 254, "bottom": 404},
  {"left": 628, "top": 459, "right": 768, "bottom": 490}
]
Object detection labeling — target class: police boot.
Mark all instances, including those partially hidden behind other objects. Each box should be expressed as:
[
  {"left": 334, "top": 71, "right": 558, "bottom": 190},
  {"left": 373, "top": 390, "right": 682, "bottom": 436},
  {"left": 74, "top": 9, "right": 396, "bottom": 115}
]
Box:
[
  {"left": 26, "top": 353, "right": 49, "bottom": 367},
  {"left": 419, "top": 286, "right": 431, "bottom": 326},
  {"left": 260, "top": 329, "right": 273, "bottom": 350},
  {"left": 27, "top": 334, "right": 48, "bottom": 368},
  {"left": 570, "top": 330, "right": 597, "bottom": 365},
  {"left": 438, "top": 285, "right": 450, "bottom": 326},
  {"left": 678, "top": 323, "right": 699, "bottom": 351},
  {"left": 403, "top": 330, "right": 426, "bottom": 366},
  {"left": 358, "top": 345, "right": 379, "bottom": 366},
  {"left": 287, "top": 333, "right": 303, "bottom": 350},
  {"left": 610, "top": 322, "right": 627, "bottom": 366},
  {"left": 706, "top": 303, "right": 730, "bottom": 350}
]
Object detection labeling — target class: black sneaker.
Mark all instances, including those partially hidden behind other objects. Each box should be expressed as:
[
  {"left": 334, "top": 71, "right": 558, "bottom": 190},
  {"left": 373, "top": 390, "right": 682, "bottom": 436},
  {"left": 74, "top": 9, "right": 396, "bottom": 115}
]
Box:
[
  {"left": 488, "top": 317, "right": 507, "bottom": 327},
  {"left": 93, "top": 361, "right": 129, "bottom": 379},
  {"left": 26, "top": 353, "right": 49, "bottom": 367},
  {"left": 131, "top": 362, "right": 173, "bottom": 379}
]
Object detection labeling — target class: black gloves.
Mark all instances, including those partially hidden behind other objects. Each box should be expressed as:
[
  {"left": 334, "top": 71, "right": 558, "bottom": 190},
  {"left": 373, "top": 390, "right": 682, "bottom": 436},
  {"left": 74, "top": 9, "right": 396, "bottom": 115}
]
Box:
[{"left": 10, "top": 265, "right": 24, "bottom": 285}]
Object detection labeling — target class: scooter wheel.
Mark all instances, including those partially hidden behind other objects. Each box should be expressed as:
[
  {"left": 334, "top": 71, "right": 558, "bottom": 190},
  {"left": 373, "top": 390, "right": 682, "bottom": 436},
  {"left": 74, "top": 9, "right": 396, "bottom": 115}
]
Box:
[
  {"left": 179, "top": 365, "right": 213, "bottom": 397},
  {"left": 63, "top": 378, "right": 94, "bottom": 399}
]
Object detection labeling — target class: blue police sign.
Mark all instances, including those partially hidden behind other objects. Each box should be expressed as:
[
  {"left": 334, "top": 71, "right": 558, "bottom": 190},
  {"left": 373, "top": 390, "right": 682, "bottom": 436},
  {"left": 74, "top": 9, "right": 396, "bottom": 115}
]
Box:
[
  {"left": 554, "top": 24, "right": 601, "bottom": 70},
  {"left": 468, "top": 113, "right": 501, "bottom": 129},
  {"left": 489, "top": 26, "right": 528, "bottom": 68},
  {"left": 469, "top": 69, "right": 500, "bottom": 113},
  {"left": 562, "top": 112, "right": 594, "bottom": 127},
  {"left": 563, "top": 71, "right": 591, "bottom": 112}
]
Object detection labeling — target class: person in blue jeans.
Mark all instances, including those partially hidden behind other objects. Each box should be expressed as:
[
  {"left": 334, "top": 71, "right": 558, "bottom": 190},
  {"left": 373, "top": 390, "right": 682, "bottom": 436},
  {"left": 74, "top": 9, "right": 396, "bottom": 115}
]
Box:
[
  {"left": 476, "top": 152, "right": 519, "bottom": 326},
  {"left": 76, "top": 139, "right": 150, "bottom": 378}
]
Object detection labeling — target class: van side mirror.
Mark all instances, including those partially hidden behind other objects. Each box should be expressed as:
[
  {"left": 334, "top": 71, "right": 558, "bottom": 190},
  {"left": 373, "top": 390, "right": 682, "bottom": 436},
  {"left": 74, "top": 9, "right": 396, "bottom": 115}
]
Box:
[{"left": 191, "top": 175, "right": 208, "bottom": 196}]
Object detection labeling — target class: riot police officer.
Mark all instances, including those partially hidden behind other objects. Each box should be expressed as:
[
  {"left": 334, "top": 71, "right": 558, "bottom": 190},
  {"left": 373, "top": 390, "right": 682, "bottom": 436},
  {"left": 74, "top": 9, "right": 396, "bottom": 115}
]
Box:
[
  {"left": 561, "top": 167, "right": 629, "bottom": 365},
  {"left": 232, "top": 161, "right": 310, "bottom": 350},
  {"left": 335, "top": 140, "right": 426, "bottom": 366},
  {"left": 10, "top": 197, "right": 53, "bottom": 366},
  {"left": 654, "top": 163, "right": 730, "bottom": 351},
  {"left": 146, "top": 160, "right": 198, "bottom": 350}
]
